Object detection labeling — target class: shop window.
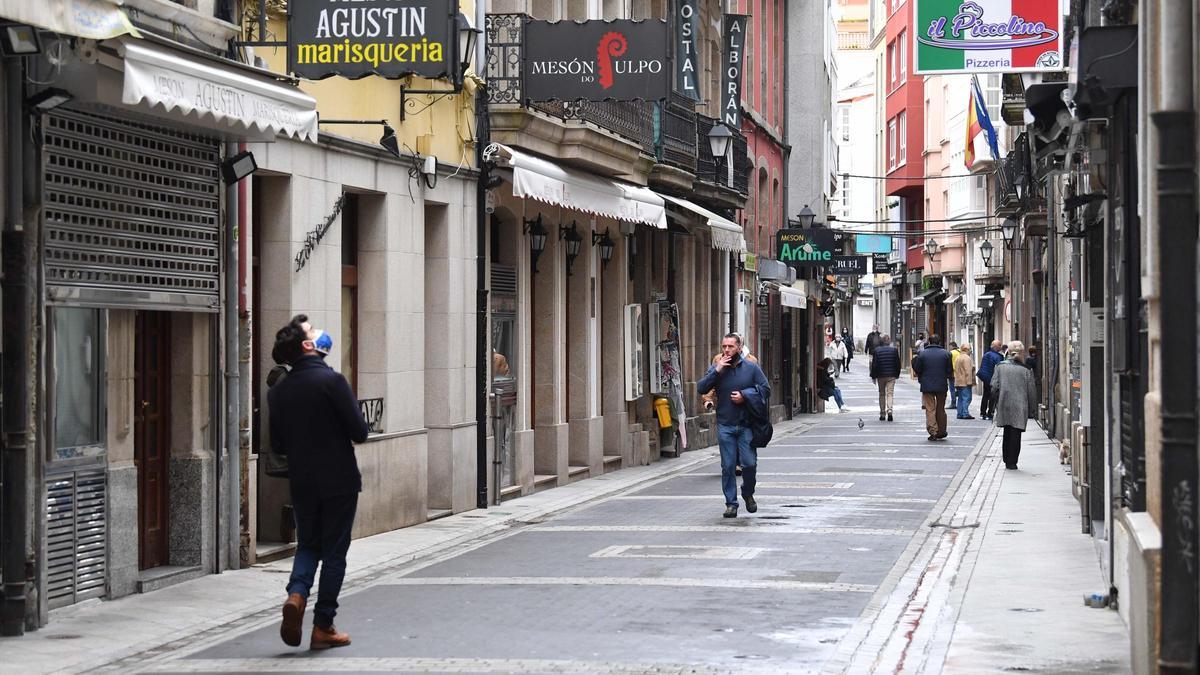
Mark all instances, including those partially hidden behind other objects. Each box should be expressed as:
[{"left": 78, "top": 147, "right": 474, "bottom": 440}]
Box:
[{"left": 52, "top": 308, "right": 104, "bottom": 461}]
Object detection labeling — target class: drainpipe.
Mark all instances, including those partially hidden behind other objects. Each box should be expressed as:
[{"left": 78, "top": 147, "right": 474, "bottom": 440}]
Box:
[
  {"left": 1, "top": 57, "right": 30, "bottom": 637},
  {"left": 224, "top": 142, "right": 241, "bottom": 569},
  {"left": 237, "top": 143, "right": 250, "bottom": 565},
  {"left": 1154, "top": 0, "right": 1197, "bottom": 671},
  {"left": 474, "top": 0, "right": 489, "bottom": 510}
]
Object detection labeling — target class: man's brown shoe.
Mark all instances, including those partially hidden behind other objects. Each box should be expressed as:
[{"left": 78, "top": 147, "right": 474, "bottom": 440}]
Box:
[
  {"left": 280, "top": 593, "right": 306, "bottom": 647},
  {"left": 310, "top": 624, "right": 352, "bottom": 650}
]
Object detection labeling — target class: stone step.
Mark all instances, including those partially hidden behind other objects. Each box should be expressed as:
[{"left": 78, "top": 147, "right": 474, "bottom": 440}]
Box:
[{"left": 137, "top": 565, "right": 204, "bottom": 594}]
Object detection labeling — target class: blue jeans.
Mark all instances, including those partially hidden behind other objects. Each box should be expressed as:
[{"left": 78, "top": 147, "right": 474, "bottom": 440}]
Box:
[
  {"left": 831, "top": 387, "right": 845, "bottom": 409},
  {"left": 717, "top": 424, "right": 757, "bottom": 507},
  {"left": 287, "top": 491, "right": 358, "bottom": 629},
  {"left": 956, "top": 386, "right": 973, "bottom": 418}
]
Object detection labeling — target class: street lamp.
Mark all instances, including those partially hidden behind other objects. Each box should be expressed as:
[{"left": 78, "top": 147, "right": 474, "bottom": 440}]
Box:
[
  {"left": 980, "top": 239, "right": 994, "bottom": 267},
  {"left": 456, "top": 12, "right": 482, "bottom": 77},
  {"left": 924, "top": 237, "right": 938, "bottom": 259},
  {"left": 523, "top": 214, "right": 548, "bottom": 273},
  {"left": 707, "top": 123, "right": 733, "bottom": 182},
  {"left": 797, "top": 204, "right": 816, "bottom": 228},
  {"left": 1001, "top": 218, "right": 1017, "bottom": 249},
  {"left": 561, "top": 221, "right": 583, "bottom": 275},
  {"left": 592, "top": 228, "right": 615, "bottom": 268}
]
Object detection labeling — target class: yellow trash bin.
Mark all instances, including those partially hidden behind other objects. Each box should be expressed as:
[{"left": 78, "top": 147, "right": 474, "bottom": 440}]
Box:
[{"left": 654, "top": 397, "right": 673, "bottom": 429}]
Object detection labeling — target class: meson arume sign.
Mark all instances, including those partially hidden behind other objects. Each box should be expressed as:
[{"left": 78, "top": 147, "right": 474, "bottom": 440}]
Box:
[
  {"left": 914, "top": 0, "right": 1065, "bottom": 74},
  {"left": 288, "top": 0, "right": 455, "bottom": 80},
  {"left": 523, "top": 20, "right": 670, "bottom": 102},
  {"left": 777, "top": 228, "right": 840, "bottom": 269}
]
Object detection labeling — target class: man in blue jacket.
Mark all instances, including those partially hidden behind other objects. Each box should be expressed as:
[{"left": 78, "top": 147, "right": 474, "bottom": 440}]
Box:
[
  {"left": 911, "top": 334, "right": 954, "bottom": 441},
  {"left": 869, "top": 334, "right": 902, "bottom": 421},
  {"left": 697, "top": 333, "right": 770, "bottom": 518},
  {"left": 977, "top": 339, "right": 1004, "bottom": 420},
  {"left": 270, "top": 317, "right": 370, "bottom": 650}
]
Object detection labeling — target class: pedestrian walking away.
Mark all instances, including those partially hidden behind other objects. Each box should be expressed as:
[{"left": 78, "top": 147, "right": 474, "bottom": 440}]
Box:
[
  {"left": 977, "top": 339, "right": 1004, "bottom": 420},
  {"left": 827, "top": 336, "right": 848, "bottom": 377},
  {"left": 954, "top": 343, "right": 976, "bottom": 419},
  {"left": 816, "top": 357, "right": 848, "bottom": 412},
  {"left": 869, "top": 334, "right": 901, "bottom": 421},
  {"left": 912, "top": 334, "right": 953, "bottom": 440},
  {"left": 697, "top": 333, "right": 771, "bottom": 518},
  {"left": 269, "top": 316, "right": 370, "bottom": 650},
  {"left": 991, "top": 340, "right": 1038, "bottom": 470},
  {"left": 841, "top": 329, "right": 855, "bottom": 371}
]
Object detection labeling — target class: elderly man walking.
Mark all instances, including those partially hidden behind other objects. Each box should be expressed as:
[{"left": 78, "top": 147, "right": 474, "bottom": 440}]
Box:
[
  {"left": 697, "top": 333, "right": 770, "bottom": 518},
  {"left": 912, "top": 334, "right": 953, "bottom": 440},
  {"left": 869, "top": 334, "right": 902, "bottom": 421},
  {"left": 953, "top": 343, "right": 977, "bottom": 419}
]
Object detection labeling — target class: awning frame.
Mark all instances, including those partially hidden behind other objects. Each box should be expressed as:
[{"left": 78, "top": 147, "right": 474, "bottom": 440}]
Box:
[{"left": 660, "top": 194, "right": 746, "bottom": 253}]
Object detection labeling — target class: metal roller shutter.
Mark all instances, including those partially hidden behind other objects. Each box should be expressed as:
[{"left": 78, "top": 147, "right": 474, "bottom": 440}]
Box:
[
  {"left": 45, "top": 467, "right": 107, "bottom": 609},
  {"left": 42, "top": 109, "right": 221, "bottom": 311}
]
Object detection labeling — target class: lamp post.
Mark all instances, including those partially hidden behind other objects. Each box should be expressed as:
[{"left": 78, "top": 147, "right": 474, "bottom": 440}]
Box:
[
  {"left": 560, "top": 221, "right": 583, "bottom": 275},
  {"left": 924, "top": 237, "right": 938, "bottom": 259},
  {"left": 523, "top": 214, "right": 548, "bottom": 272},
  {"left": 708, "top": 123, "right": 733, "bottom": 184},
  {"left": 456, "top": 12, "right": 482, "bottom": 78},
  {"left": 1001, "top": 217, "right": 1017, "bottom": 249},
  {"left": 797, "top": 204, "right": 816, "bottom": 228},
  {"left": 592, "top": 228, "right": 615, "bottom": 268},
  {"left": 980, "top": 239, "right": 994, "bottom": 268}
]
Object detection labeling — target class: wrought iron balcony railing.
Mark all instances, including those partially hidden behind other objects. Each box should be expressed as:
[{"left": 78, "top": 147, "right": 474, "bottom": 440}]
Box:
[
  {"left": 655, "top": 91, "right": 697, "bottom": 174},
  {"left": 994, "top": 132, "right": 1030, "bottom": 215},
  {"left": 695, "top": 114, "right": 750, "bottom": 195}
]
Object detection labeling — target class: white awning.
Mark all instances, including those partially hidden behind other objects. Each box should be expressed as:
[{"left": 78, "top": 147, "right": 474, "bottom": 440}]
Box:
[
  {"left": 484, "top": 144, "right": 666, "bottom": 229},
  {"left": 660, "top": 194, "right": 746, "bottom": 253},
  {"left": 780, "top": 286, "right": 807, "bottom": 309},
  {"left": 119, "top": 41, "right": 319, "bottom": 143},
  {"left": 0, "top": 0, "right": 137, "bottom": 40},
  {"left": 943, "top": 293, "right": 962, "bottom": 304}
]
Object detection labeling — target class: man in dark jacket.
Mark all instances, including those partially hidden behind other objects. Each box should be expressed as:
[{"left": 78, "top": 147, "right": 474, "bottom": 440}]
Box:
[
  {"left": 911, "top": 334, "right": 953, "bottom": 440},
  {"left": 869, "top": 334, "right": 902, "bottom": 421},
  {"left": 977, "top": 339, "right": 1004, "bottom": 420},
  {"left": 697, "top": 333, "right": 770, "bottom": 518},
  {"left": 864, "top": 325, "right": 881, "bottom": 363},
  {"left": 269, "top": 318, "right": 370, "bottom": 650}
]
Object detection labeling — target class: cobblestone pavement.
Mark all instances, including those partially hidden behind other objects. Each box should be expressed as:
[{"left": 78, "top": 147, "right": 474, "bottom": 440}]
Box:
[{"left": 108, "top": 362, "right": 999, "bottom": 674}]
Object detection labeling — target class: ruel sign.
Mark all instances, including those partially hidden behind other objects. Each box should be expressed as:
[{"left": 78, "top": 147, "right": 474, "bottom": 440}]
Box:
[
  {"left": 524, "top": 20, "right": 670, "bottom": 101},
  {"left": 829, "top": 256, "right": 869, "bottom": 275},
  {"left": 721, "top": 14, "right": 748, "bottom": 128},
  {"left": 777, "top": 228, "right": 838, "bottom": 269},
  {"left": 914, "top": 0, "right": 1065, "bottom": 74},
  {"left": 288, "top": 0, "right": 455, "bottom": 80},
  {"left": 675, "top": 0, "right": 701, "bottom": 100}
]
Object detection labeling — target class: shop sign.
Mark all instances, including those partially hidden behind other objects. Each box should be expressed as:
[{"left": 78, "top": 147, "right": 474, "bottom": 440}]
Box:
[
  {"left": 525, "top": 20, "right": 670, "bottom": 101},
  {"left": 777, "top": 228, "right": 838, "bottom": 268},
  {"left": 288, "top": 0, "right": 455, "bottom": 80},
  {"left": 721, "top": 14, "right": 748, "bottom": 127},
  {"left": 675, "top": 0, "right": 701, "bottom": 100},
  {"left": 872, "top": 252, "right": 890, "bottom": 269},
  {"left": 856, "top": 233, "right": 893, "bottom": 254},
  {"left": 914, "top": 0, "right": 1066, "bottom": 74},
  {"left": 829, "top": 256, "right": 869, "bottom": 275},
  {"left": 741, "top": 252, "right": 758, "bottom": 272}
]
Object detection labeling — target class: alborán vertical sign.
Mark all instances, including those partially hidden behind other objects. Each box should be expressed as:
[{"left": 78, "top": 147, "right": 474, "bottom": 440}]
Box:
[
  {"left": 524, "top": 20, "right": 670, "bottom": 102},
  {"left": 675, "top": 0, "right": 701, "bottom": 100},
  {"left": 721, "top": 14, "right": 748, "bottom": 128},
  {"left": 288, "top": 0, "right": 455, "bottom": 80}
]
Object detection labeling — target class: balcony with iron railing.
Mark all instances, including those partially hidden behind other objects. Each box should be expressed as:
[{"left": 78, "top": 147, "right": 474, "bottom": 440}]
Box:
[
  {"left": 994, "top": 132, "right": 1030, "bottom": 216},
  {"left": 694, "top": 114, "right": 751, "bottom": 200},
  {"left": 485, "top": 13, "right": 655, "bottom": 180}
]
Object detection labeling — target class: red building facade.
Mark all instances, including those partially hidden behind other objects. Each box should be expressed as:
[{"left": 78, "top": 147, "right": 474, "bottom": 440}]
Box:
[{"left": 882, "top": 0, "right": 925, "bottom": 272}]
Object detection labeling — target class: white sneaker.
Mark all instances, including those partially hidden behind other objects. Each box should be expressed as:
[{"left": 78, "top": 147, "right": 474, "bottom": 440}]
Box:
[{"left": 839, "top": 407, "right": 850, "bottom": 413}]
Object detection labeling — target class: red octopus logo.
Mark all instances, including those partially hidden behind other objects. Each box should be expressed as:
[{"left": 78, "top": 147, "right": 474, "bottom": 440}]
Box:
[{"left": 597, "top": 32, "right": 627, "bottom": 89}]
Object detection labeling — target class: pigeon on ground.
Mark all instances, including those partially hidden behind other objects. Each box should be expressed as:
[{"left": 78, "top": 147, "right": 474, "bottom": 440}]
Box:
[{"left": 858, "top": 418, "right": 865, "bottom": 430}]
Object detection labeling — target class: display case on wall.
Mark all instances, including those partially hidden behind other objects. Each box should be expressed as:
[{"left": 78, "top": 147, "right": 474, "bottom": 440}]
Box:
[{"left": 623, "top": 304, "right": 646, "bottom": 401}]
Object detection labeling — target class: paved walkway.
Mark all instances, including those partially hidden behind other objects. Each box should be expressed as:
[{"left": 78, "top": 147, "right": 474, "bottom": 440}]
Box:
[{"left": 3, "top": 361, "right": 1128, "bottom": 674}]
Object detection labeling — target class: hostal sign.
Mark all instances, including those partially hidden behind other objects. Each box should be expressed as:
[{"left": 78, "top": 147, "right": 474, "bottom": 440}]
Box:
[
  {"left": 524, "top": 20, "right": 670, "bottom": 102},
  {"left": 777, "top": 228, "right": 839, "bottom": 269},
  {"left": 288, "top": 0, "right": 455, "bottom": 80}
]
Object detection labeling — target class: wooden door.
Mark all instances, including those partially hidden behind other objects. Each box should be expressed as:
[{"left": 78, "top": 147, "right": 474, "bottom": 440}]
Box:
[{"left": 135, "top": 311, "right": 171, "bottom": 570}]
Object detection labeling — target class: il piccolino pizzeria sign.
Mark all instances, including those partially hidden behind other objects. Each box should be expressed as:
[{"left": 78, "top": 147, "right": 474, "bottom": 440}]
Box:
[
  {"left": 914, "top": 0, "right": 1065, "bottom": 74},
  {"left": 288, "top": 0, "right": 456, "bottom": 80},
  {"left": 523, "top": 20, "right": 670, "bottom": 102}
]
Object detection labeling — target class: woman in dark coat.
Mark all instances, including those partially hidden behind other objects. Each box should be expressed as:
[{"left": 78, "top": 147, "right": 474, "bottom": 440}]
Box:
[{"left": 991, "top": 340, "right": 1038, "bottom": 469}]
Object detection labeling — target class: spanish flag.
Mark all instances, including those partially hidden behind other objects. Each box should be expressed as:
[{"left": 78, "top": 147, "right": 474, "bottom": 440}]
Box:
[{"left": 965, "top": 76, "right": 1000, "bottom": 169}]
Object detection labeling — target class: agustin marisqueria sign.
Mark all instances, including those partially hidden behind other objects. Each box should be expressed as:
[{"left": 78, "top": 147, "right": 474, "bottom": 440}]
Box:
[
  {"left": 523, "top": 20, "right": 670, "bottom": 102},
  {"left": 288, "top": 0, "right": 456, "bottom": 80},
  {"left": 777, "top": 228, "right": 840, "bottom": 269}
]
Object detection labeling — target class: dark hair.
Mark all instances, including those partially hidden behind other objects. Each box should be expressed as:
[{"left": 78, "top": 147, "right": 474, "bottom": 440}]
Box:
[
  {"left": 272, "top": 314, "right": 309, "bottom": 365},
  {"left": 928, "top": 334, "right": 942, "bottom": 347},
  {"left": 723, "top": 332, "right": 743, "bottom": 346},
  {"left": 817, "top": 357, "right": 833, "bottom": 369}
]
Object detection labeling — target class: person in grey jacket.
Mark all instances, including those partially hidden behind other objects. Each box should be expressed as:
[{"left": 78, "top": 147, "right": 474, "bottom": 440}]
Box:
[{"left": 991, "top": 340, "right": 1038, "bottom": 470}]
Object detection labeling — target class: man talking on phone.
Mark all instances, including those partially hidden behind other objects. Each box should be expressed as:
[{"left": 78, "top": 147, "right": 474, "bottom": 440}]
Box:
[{"left": 697, "top": 333, "right": 770, "bottom": 518}]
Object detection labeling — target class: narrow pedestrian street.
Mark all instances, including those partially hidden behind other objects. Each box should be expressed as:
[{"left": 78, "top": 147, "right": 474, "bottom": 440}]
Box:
[{"left": 39, "top": 363, "right": 1060, "bottom": 675}]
